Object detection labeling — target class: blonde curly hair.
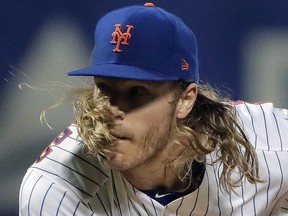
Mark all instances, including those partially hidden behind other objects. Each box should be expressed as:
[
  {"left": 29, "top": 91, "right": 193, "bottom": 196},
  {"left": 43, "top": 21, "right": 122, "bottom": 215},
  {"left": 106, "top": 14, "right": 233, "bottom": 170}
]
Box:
[
  {"left": 72, "top": 82, "right": 261, "bottom": 190},
  {"left": 171, "top": 82, "right": 261, "bottom": 190}
]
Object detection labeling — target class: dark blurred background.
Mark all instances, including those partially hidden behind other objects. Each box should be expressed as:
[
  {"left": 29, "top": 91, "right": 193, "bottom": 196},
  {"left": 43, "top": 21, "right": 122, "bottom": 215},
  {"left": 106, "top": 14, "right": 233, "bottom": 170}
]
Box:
[{"left": 1, "top": 1, "right": 288, "bottom": 215}]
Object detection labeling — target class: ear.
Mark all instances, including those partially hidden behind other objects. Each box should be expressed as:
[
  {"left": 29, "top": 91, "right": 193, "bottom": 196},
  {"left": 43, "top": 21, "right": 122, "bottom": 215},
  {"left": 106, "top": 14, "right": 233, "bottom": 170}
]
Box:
[{"left": 176, "top": 83, "right": 198, "bottom": 119}]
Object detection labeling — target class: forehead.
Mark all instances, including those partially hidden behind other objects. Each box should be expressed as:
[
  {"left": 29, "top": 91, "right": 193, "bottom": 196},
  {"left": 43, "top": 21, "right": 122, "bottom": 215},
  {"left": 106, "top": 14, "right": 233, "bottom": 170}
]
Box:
[{"left": 93, "top": 77, "right": 174, "bottom": 90}]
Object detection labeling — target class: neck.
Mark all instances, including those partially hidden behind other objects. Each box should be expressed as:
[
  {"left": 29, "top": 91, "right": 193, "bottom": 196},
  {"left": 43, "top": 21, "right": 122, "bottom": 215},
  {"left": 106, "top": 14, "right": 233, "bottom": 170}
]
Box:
[
  {"left": 122, "top": 164, "right": 187, "bottom": 192},
  {"left": 122, "top": 160, "right": 205, "bottom": 194},
  {"left": 121, "top": 145, "right": 189, "bottom": 193}
]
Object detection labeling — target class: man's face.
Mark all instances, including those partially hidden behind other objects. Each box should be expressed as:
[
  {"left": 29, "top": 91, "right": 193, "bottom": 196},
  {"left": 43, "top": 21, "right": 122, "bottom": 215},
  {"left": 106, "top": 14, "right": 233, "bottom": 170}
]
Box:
[{"left": 93, "top": 77, "right": 179, "bottom": 171}]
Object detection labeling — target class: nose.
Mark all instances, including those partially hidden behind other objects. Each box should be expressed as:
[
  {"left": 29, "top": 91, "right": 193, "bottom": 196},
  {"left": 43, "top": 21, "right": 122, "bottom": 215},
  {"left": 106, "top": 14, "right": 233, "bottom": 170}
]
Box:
[
  {"left": 108, "top": 93, "right": 125, "bottom": 119},
  {"left": 109, "top": 93, "right": 131, "bottom": 115}
]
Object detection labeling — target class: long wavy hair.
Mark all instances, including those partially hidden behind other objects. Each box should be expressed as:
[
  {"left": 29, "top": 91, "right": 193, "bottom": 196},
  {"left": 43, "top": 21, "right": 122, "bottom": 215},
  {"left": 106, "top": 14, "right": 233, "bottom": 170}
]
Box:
[
  {"left": 72, "top": 81, "right": 261, "bottom": 190},
  {"left": 170, "top": 82, "right": 261, "bottom": 190},
  {"left": 73, "top": 87, "right": 118, "bottom": 163}
]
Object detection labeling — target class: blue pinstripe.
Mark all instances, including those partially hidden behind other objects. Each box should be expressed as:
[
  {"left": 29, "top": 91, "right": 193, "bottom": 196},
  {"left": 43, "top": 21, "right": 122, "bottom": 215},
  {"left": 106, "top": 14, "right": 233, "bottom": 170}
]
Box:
[
  {"left": 72, "top": 201, "right": 80, "bottom": 216},
  {"left": 56, "top": 191, "right": 66, "bottom": 215},
  {"left": 40, "top": 182, "right": 55, "bottom": 215},
  {"left": 273, "top": 112, "right": 283, "bottom": 150},
  {"left": 96, "top": 193, "right": 109, "bottom": 216},
  {"left": 262, "top": 151, "right": 271, "bottom": 210},
  {"left": 28, "top": 175, "right": 43, "bottom": 216},
  {"left": 54, "top": 145, "right": 109, "bottom": 178},
  {"left": 46, "top": 156, "right": 102, "bottom": 187},
  {"left": 30, "top": 167, "right": 92, "bottom": 197},
  {"left": 260, "top": 105, "right": 270, "bottom": 150}
]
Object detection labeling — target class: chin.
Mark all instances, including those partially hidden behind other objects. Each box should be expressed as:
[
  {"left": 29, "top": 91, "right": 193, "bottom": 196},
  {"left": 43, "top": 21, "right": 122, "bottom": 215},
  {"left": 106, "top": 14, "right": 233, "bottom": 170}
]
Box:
[{"left": 107, "top": 154, "right": 139, "bottom": 171}]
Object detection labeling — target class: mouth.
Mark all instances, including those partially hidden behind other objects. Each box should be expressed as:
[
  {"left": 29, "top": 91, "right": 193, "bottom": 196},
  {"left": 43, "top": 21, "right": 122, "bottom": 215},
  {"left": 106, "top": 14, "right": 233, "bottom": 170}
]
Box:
[
  {"left": 111, "top": 133, "right": 130, "bottom": 140},
  {"left": 110, "top": 127, "right": 132, "bottom": 141}
]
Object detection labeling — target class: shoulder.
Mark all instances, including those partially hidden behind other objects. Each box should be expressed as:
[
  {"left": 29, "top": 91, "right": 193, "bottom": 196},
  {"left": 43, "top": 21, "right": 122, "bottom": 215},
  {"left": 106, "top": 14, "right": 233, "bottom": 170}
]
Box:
[
  {"left": 21, "top": 123, "right": 111, "bottom": 204},
  {"left": 19, "top": 169, "right": 94, "bottom": 215},
  {"left": 228, "top": 100, "right": 287, "bottom": 118},
  {"left": 229, "top": 101, "right": 288, "bottom": 151}
]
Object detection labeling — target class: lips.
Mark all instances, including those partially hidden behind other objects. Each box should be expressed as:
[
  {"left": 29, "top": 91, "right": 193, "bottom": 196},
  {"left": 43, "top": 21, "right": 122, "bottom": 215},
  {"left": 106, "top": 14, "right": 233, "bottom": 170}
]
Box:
[
  {"left": 109, "top": 125, "right": 133, "bottom": 141},
  {"left": 110, "top": 129, "right": 132, "bottom": 140},
  {"left": 112, "top": 133, "right": 130, "bottom": 140}
]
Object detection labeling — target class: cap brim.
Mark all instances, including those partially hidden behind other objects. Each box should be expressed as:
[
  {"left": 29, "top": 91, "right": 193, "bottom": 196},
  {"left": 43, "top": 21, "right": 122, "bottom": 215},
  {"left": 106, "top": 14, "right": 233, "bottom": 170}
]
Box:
[{"left": 68, "top": 64, "right": 178, "bottom": 81}]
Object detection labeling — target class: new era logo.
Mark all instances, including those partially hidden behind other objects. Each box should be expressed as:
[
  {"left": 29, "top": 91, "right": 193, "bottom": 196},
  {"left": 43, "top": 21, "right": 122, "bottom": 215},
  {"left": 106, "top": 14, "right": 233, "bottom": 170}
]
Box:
[
  {"left": 110, "top": 24, "right": 134, "bottom": 52},
  {"left": 181, "top": 59, "right": 189, "bottom": 71}
]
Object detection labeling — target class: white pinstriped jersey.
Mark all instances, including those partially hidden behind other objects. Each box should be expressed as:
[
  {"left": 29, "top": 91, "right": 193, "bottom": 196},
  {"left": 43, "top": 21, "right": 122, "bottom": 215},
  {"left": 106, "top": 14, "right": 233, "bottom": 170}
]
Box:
[{"left": 19, "top": 102, "right": 288, "bottom": 215}]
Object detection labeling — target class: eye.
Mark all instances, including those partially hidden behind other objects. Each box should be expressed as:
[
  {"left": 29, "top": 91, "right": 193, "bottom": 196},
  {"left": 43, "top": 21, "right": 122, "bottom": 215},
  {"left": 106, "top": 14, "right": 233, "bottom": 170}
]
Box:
[
  {"left": 96, "top": 82, "right": 115, "bottom": 99},
  {"left": 96, "top": 82, "right": 109, "bottom": 93},
  {"left": 129, "top": 86, "right": 151, "bottom": 97},
  {"left": 96, "top": 82, "right": 105, "bottom": 90}
]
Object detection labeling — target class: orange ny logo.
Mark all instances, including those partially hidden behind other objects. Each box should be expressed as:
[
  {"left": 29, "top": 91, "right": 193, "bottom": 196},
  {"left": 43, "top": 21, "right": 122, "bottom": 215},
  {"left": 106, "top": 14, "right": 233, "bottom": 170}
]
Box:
[{"left": 110, "top": 24, "right": 134, "bottom": 52}]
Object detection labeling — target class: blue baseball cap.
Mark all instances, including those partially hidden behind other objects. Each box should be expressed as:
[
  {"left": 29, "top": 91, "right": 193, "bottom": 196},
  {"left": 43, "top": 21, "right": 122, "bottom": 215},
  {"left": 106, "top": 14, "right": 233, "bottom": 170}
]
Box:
[{"left": 68, "top": 2, "right": 199, "bottom": 82}]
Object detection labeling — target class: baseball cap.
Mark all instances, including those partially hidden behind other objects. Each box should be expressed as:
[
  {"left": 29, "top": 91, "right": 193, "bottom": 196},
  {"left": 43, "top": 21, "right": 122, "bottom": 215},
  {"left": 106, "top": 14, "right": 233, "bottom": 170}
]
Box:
[{"left": 68, "top": 2, "right": 199, "bottom": 82}]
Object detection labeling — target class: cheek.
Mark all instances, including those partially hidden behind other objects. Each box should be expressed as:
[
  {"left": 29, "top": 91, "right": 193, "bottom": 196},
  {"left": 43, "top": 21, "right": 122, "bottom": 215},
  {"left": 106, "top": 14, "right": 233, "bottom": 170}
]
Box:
[
  {"left": 126, "top": 113, "right": 165, "bottom": 139},
  {"left": 129, "top": 100, "right": 176, "bottom": 127},
  {"left": 128, "top": 107, "right": 176, "bottom": 149}
]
